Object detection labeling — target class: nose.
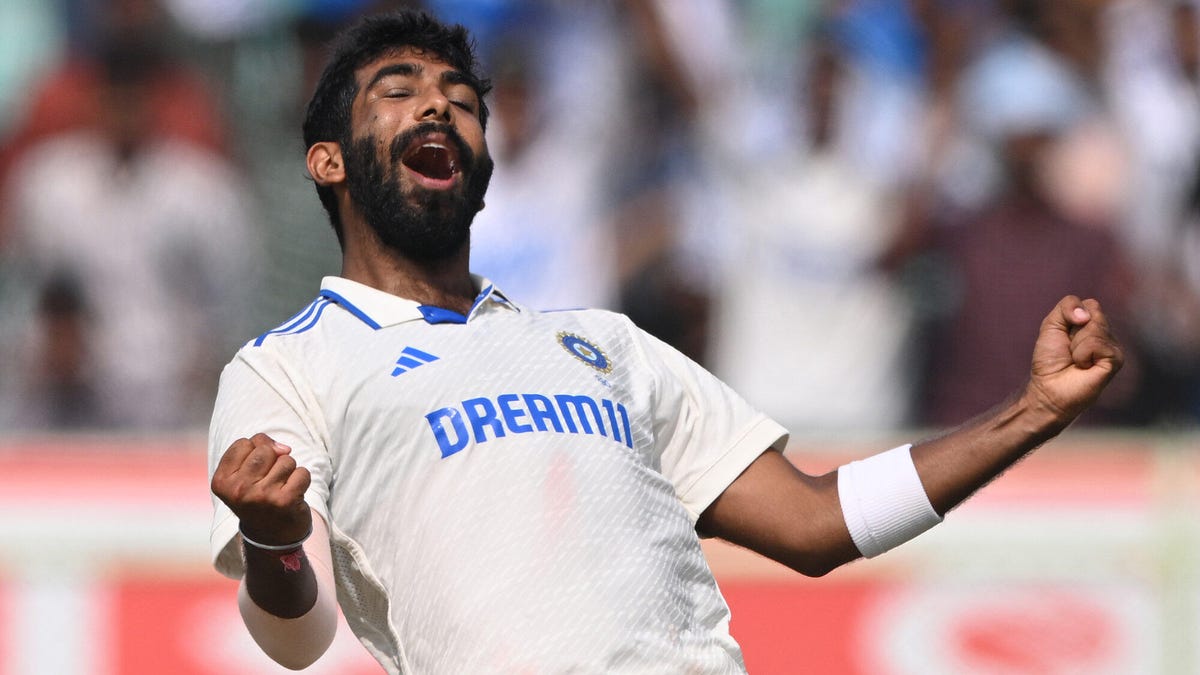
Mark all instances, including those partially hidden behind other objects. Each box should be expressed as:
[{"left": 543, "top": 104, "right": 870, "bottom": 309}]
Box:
[{"left": 417, "top": 89, "right": 451, "bottom": 122}]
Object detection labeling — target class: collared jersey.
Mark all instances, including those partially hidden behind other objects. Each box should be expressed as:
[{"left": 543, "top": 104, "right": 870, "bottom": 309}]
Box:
[{"left": 208, "top": 276, "right": 787, "bottom": 674}]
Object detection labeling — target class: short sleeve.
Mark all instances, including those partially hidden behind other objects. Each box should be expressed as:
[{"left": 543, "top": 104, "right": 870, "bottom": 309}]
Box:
[
  {"left": 628, "top": 324, "right": 788, "bottom": 522},
  {"left": 207, "top": 347, "right": 333, "bottom": 579}
]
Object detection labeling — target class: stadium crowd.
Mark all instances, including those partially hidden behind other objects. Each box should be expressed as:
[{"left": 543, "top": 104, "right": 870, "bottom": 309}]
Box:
[{"left": 0, "top": 0, "right": 1197, "bottom": 433}]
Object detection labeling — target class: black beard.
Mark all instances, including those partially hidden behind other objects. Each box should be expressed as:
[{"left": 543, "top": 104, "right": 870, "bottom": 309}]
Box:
[{"left": 343, "top": 122, "right": 493, "bottom": 262}]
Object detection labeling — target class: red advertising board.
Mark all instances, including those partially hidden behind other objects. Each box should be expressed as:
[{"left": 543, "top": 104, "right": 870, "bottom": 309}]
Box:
[{"left": 109, "top": 577, "right": 382, "bottom": 674}]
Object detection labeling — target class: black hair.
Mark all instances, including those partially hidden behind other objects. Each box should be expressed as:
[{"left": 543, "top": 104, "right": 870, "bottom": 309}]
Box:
[{"left": 302, "top": 10, "right": 492, "bottom": 241}]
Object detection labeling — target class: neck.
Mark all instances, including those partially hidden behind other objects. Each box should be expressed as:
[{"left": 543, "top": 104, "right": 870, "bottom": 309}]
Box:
[{"left": 340, "top": 228, "right": 476, "bottom": 315}]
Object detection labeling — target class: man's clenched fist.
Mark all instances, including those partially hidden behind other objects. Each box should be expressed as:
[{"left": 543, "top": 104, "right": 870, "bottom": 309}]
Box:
[{"left": 211, "top": 433, "right": 312, "bottom": 546}]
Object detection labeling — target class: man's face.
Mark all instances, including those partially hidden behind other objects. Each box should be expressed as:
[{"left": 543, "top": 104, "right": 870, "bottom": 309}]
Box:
[{"left": 342, "top": 48, "right": 493, "bottom": 261}]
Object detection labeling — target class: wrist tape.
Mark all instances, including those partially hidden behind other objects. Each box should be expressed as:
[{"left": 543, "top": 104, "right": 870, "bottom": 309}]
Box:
[{"left": 837, "top": 443, "right": 943, "bottom": 558}]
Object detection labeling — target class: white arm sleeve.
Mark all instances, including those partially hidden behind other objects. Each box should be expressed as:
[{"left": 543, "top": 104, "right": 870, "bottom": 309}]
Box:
[{"left": 237, "top": 511, "right": 338, "bottom": 670}]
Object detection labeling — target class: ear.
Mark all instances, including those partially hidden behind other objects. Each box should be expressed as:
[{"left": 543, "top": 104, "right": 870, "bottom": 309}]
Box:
[{"left": 306, "top": 141, "right": 345, "bottom": 187}]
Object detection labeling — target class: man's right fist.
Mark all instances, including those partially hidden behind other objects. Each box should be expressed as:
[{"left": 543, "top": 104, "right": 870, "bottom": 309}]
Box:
[{"left": 211, "top": 433, "right": 312, "bottom": 545}]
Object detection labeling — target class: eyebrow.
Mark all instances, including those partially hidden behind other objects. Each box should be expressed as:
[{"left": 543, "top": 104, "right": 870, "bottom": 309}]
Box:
[{"left": 363, "top": 61, "right": 477, "bottom": 96}]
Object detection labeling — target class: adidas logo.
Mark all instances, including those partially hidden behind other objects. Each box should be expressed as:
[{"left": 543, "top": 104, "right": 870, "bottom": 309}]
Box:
[{"left": 391, "top": 346, "right": 440, "bottom": 376}]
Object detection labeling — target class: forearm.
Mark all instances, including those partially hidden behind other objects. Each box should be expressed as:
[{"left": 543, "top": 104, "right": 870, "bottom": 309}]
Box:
[
  {"left": 910, "top": 388, "right": 1066, "bottom": 516},
  {"left": 239, "top": 512, "right": 337, "bottom": 669},
  {"left": 243, "top": 543, "right": 318, "bottom": 618}
]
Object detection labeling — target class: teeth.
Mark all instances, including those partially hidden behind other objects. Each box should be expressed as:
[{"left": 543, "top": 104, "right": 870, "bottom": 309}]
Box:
[{"left": 422, "top": 143, "right": 446, "bottom": 150}]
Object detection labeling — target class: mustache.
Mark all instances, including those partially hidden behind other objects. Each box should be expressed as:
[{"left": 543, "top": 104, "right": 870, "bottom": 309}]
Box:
[{"left": 388, "top": 121, "right": 478, "bottom": 173}]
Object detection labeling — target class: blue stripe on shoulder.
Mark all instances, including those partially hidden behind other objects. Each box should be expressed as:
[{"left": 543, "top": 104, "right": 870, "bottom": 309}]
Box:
[
  {"left": 289, "top": 298, "right": 333, "bottom": 337},
  {"left": 253, "top": 298, "right": 322, "bottom": 346},
  {"left": 253, "top": 298, "right": 329, "bottom": 346}
]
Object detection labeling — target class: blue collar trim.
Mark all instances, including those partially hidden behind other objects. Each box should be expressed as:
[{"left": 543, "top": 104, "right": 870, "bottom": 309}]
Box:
[
  {"left": 318, "top": 289, "right": 383, "bottom": 330},
  {"left": 415, "top": 284, "right": 496, "bottom": 325},
  {"left": 416, "top": 305, "right": 467, "bottom": 324}
]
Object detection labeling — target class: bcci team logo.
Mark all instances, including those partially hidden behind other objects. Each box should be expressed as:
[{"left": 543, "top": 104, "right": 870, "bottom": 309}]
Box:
[{"left": 557, "top": 332, "right": 613, "bottom": 373}]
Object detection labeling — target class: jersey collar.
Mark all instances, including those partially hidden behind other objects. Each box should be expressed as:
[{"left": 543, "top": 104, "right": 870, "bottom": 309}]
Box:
[{"left": 318, "top": 275, "right": 519, "bottom": 329}]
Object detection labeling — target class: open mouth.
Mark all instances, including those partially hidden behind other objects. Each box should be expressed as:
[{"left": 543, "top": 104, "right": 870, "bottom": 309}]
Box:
[{"left": 401, "top": 139, "right": 460, "bottom": 182}]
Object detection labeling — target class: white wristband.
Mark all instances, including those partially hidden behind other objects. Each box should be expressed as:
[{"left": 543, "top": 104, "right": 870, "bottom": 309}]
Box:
[{"left": 837, "top": 444, "right": 943, "bottom": 558}]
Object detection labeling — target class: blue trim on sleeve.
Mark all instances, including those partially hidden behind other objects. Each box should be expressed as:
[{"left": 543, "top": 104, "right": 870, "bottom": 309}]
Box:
[{"left": 319, "top": 289, "right": 383, "bottom": 330}]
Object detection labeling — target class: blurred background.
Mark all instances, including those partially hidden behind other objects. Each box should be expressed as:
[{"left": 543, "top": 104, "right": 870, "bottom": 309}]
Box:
[{"left": 0, "top": 0, "right": 1198, "bottom": 673}]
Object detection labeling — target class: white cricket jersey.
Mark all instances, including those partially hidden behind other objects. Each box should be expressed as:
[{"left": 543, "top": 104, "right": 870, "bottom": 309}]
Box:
[{"left": 208, "top": 276, "right": 787, "bottom": 674}]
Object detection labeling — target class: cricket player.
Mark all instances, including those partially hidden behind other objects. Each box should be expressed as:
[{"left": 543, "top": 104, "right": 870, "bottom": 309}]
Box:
[{"left": 208, "top": 10, "right": 1123, "bottom": 673}]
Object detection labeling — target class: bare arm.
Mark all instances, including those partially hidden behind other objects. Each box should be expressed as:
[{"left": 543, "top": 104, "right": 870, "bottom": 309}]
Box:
[
  {"left": 211, "top": 433, "right": 337, "bottom": 668},
  {"left": 698, "top": 296, "right": 1124, "bottom": 576}
]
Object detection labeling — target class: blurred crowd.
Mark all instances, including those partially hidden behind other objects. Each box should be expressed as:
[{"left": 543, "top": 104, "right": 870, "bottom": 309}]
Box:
[{"left": 1, "top": 0, "right": 1198, "bottom": 435}]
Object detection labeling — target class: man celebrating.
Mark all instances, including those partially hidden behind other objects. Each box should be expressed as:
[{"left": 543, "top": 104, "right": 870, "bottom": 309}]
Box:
[{"left": 208, "top": 10, "right": 1123, "bottom": 673}]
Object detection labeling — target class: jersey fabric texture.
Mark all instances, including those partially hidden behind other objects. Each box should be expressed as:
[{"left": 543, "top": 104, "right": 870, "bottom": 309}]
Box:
[{"left": 208, "top": 276, "right": 788, "bottom": 674}]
